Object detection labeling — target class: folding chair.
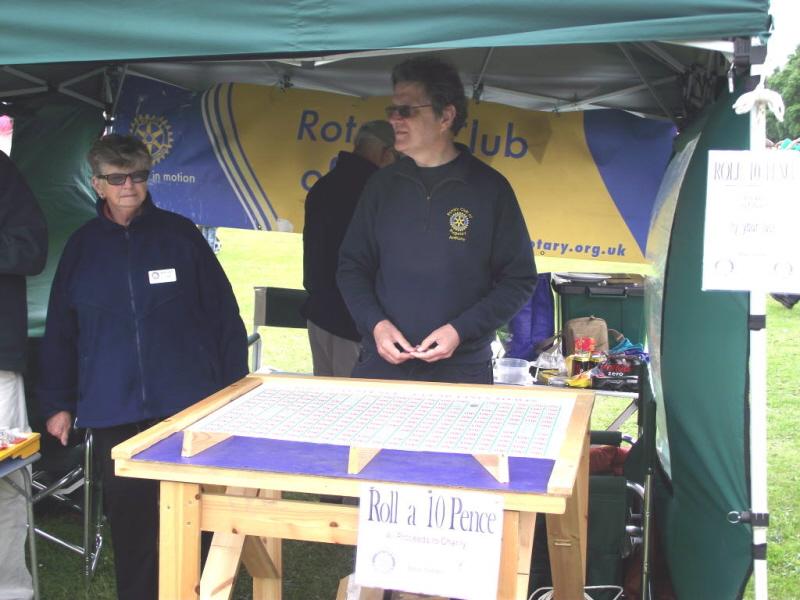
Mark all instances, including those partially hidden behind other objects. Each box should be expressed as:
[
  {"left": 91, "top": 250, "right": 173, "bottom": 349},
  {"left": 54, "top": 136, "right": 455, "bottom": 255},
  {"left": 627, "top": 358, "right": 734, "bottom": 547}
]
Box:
[
  {"left": 23, "top": 339, "right": 104, "bottom": 582},
  {"left": 30, "top": 428, "right": 104, "bottom": 580},
  {"left": 250, "top": 286, "right": 309, "bottom": 371},
  {"left": 529, "top": 431, "right": 644, "bottom": 600}
]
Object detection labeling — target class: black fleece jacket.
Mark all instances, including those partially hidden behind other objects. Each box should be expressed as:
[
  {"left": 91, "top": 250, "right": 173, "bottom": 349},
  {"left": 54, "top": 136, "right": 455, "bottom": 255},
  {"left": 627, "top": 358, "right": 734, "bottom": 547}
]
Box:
[
  {"left": 0, "top": 152, "right": 47, "bottom": 373},
  {"left": 302, "top": 151, "right": 376, "bottom": 341},
  {"left": 337, "top": 148, "right": 537, "bottom": 364}
]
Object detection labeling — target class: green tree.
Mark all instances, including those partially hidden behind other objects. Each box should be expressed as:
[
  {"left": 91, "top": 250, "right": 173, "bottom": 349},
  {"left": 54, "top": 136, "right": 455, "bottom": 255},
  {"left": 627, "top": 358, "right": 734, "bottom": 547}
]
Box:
[{"left": 766, "top": 46, "right": 800, "bottom": 142}]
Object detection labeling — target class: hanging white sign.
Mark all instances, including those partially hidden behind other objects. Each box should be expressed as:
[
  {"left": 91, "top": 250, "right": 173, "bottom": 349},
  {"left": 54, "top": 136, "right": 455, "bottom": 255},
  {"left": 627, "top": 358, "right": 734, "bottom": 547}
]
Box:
[
  {"left": 354, "top": 483, "right": 504, "bottom": 600},
  {"left": 703, "top": 150, "right": 800, "bottom": 292}
]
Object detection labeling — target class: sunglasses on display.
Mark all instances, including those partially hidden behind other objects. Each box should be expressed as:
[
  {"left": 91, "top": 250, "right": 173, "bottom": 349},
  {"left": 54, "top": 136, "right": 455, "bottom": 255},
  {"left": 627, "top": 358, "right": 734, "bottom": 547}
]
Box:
[
  {"left": 384, "top": 104, "right": 433, "bottom": 119},
  {"left": 95, "top": 170, "right": 150, "bottom": 185}
]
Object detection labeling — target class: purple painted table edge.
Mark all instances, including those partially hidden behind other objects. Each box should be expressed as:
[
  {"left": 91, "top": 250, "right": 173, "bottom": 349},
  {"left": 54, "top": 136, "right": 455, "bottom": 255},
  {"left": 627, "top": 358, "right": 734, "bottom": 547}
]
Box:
[{"left": 134, "top": 433, "right": 555, "bottom": 494}]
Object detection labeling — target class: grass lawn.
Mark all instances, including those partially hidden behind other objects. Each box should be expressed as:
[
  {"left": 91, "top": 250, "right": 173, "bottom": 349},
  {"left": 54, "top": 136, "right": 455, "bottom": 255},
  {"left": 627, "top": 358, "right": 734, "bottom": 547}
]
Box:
[{"left": 31, "top": 228, "right": 799, "bottom": 599}]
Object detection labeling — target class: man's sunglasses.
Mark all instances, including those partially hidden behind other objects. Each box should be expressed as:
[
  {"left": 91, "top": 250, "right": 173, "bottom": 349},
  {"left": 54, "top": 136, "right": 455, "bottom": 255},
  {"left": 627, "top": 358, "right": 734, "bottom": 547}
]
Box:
[
  {"left": 95, "top": 170, "right": 150, "bottom": 186},
  {"left": 384, "top": 104, "right": 433, "bottom": 119}
]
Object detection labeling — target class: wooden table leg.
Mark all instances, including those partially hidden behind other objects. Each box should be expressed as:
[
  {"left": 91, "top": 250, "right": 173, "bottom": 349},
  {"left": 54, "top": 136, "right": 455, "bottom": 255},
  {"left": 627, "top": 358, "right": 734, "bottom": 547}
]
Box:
[
  {"left": 516, "top": 512, "right": 537, "bottom": 599},
  {"left": 498, "top": 510, "right": 520, "bottom": 599},
  {"left": 200, "top": 487, "right": 254, "bottom": 600},
  {"left": 546, "top": 432, "right": 589, "bottom": 600},
  {"left": 248, "top": 489, "right": 282, "bottom": 600},
  {"left": 160, "top": 481, "right": 202, "bottom": 600},
  {"left": 199, "top": 487, "right": 282, "bottom": 600},
  {"left": 498, "top": 508, "right": 538, "bottom": 600},
  {"left": 201, "top": 531, "right": 245, "bottom": 600}
]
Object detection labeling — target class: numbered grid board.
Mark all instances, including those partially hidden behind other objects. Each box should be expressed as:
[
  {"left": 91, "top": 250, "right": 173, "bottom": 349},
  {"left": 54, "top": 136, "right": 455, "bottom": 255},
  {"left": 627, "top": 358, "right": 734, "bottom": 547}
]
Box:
[{"left": 187, "top": 378, "right": 576, "bottom": 459}]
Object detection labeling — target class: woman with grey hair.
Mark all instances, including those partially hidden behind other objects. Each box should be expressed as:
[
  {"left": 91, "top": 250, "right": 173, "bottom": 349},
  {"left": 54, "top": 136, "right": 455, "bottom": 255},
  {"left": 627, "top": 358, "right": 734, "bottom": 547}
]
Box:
[{"left": 38, "top": 134, "right": 248, "bottom": 599}]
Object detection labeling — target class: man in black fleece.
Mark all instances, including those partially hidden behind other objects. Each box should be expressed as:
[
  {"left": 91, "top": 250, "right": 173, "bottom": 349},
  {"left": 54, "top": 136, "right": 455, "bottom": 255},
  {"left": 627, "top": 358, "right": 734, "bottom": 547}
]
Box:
[
  {"left": 337, "top": 56, "right": 537, "bottom": 384},
  {"left": 302, "top": 120, "right": 396, "bottom": 377}
]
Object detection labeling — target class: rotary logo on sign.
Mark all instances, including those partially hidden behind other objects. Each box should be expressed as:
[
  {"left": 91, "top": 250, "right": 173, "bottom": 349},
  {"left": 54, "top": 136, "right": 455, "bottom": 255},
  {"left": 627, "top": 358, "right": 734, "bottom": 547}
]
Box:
[
  {"left": 447, "top": 207, "right": 472, "bottom": 241},
  {"left": 130, "top": 114, "right": 174, "bottom": 165}
]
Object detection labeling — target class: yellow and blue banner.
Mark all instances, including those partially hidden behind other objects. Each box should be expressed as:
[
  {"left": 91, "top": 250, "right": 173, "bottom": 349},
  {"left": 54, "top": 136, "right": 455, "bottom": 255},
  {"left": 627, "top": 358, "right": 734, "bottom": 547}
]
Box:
[{"left": 115, "top": 75, "right": 674, "bottom": 270}]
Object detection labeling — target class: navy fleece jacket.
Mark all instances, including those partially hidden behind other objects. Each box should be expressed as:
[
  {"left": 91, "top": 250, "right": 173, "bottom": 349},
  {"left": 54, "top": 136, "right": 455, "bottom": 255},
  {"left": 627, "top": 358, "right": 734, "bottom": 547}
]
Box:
[{"left": 38, "top": 197, "right": 248, "bottom": 427}]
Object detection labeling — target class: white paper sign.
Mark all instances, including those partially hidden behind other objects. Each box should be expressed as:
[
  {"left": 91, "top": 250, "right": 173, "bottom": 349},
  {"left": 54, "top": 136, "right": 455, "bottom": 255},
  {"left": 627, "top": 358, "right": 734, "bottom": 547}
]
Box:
[
  {"left": 703, "top": 150, "right": 800, "bottom": 292},
  {"left": 355, "top": 483, "right": 504, "bottom": 600}
]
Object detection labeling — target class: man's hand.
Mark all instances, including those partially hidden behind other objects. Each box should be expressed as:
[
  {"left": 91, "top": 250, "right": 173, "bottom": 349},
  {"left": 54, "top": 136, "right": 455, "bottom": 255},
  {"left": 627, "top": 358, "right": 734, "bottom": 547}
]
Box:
[
  {"left": 411, "top": 324, "right": 460, "bottom": 363},
  {"left": 46, "top": 411, "right": 72, "bottom": 446},
  {"left": 373, "top": 319, "right": 415, "bottom": 364}
]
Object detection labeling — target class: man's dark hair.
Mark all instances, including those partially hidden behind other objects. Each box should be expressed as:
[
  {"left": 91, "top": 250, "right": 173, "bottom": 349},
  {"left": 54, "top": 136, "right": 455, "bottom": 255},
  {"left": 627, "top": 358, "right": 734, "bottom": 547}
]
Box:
[{"left": 391, "top": 56, "right": 468, "bottom": 135}]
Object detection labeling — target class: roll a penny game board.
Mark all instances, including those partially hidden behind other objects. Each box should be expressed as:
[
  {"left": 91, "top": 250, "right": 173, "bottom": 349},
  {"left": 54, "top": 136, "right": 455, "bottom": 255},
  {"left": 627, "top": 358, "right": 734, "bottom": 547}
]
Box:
[{"left": 112, "top": 374, "right": 593, "bottom": 599}]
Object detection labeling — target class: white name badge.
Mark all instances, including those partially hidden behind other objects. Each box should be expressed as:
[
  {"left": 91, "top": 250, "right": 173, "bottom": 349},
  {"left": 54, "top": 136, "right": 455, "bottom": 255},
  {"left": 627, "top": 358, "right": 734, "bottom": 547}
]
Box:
[{"left": 148, "top": 268, "right": 177, "bottom": 284}]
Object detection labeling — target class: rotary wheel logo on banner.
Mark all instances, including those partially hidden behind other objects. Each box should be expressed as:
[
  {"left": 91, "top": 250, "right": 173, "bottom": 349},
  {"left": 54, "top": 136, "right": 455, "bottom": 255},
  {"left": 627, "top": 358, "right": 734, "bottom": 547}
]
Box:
[{"left": 130, "top": 114, "right": 174, "bottom": 165}]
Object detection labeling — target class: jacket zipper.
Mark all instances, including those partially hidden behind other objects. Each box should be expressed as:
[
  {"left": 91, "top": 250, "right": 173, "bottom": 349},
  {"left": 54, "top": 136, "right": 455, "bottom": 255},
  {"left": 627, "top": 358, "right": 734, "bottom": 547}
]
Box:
[
  {"left": 124, "top": 229, "right": 148, "bottom": 414},
  {"left": 396, "top": 172, "right": 465, "bottom": 231}
]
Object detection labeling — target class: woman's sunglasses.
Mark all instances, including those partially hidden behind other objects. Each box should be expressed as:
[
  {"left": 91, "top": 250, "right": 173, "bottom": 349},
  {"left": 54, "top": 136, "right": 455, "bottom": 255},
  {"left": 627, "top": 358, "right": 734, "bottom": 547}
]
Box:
[{"left": 95, "top": 170, "right": 150, "bottom": 186}]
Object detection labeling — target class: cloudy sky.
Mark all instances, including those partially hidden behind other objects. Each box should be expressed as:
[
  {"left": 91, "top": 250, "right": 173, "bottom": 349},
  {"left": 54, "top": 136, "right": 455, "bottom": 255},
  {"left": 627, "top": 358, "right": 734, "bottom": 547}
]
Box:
[{"left": 765, "top": 0, "right": 800, "bottom": 73}]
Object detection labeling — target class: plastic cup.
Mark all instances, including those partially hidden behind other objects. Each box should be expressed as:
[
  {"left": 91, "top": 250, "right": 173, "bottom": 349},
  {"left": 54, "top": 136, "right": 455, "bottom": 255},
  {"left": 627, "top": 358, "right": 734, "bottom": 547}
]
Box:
[{"left": 494, "top": 358, "right": 531, "bottom": 385}]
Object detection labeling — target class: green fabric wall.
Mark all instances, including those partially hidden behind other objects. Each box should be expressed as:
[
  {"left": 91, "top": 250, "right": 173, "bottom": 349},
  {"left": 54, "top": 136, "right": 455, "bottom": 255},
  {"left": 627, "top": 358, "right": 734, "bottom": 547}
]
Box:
[
  {"left": 11, "top": 100, "right": 104, "bottom": 336},
  {"left": 657, "top": 88, "right": 752, "bottom": 598}
]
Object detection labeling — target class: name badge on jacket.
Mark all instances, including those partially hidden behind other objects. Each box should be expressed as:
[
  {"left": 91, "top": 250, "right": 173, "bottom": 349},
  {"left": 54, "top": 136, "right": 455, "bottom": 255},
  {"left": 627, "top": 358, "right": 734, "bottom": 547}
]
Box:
[{"left": 148, "top": 268, "right": 177, "bottom": 284}]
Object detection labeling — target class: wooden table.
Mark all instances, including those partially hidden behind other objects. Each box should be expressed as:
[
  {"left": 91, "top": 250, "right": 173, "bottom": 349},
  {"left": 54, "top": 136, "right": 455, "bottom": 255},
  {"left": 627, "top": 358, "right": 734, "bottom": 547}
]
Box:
[{"left": 112, "top": 375, "right": 593, "bottom": 600}]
